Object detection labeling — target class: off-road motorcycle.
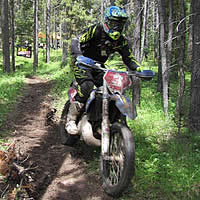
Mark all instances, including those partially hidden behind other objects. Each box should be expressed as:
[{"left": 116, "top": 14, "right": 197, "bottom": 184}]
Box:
[{"left": 60, "top": 56, "right": 155, "bottom": 197}]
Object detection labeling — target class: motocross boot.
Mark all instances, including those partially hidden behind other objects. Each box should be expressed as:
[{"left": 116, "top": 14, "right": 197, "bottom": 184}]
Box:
[{"left": 65, "top": 101, "right": 83, "bottom": 135}]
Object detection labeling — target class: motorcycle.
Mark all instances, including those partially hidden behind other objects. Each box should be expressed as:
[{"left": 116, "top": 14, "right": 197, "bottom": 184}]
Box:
[{"left": 60, "top": 56, "right": 155, "bottom": 197}]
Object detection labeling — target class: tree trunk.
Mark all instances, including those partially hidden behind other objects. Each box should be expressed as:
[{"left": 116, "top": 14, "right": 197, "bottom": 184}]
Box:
[
  {"left": 101, "top": 0, "right": 110, "bottom": 22},
  {"left": 61, "top": 20, "right": 68, "bottom": 67},
  {"left": 2, "top": 0, "right": 10, "bottom": 73},
  {"left": 132, "top": 0, "right": 142, "bottom": 61},
  {"left": 140, "top": 0, "right": 148, "bottom": 63},
  {"left": 187, "top": 3, "right": 193, "bottom": 64},
  {"left": 157, "top": 39, "right": 162, "bottom": 93},
  {"left": 10, "top": 0, "right": 15, "bottom": 72},
  {"left": 0, "top": 0, "right": 2, "bottom": 49},
  {"left": 33, "top": 0, "right": 38, "bottom": 73},
  {"left": 189, "top": 0, "right": 200, "bottom": 131},
  {"left": 46, "top": 0, "right": 50, "bottom": 63},
  {"left": 129, "top": 0, "right": 142, "bottom": 106},
  {"left": 153, "top": 1, "right": 159, "bottom": 64},
  {"left": 176, "top": 0, "right": 186, "bottom": 133},
  {"left": 158, "top": 0, "right": 169, "bottom": 113},
  {"left": 53, "top": 8, "right": 58, "bottom": 50},
  {"left": 167, "top": 0, "right": 173, "bottom": 69}
]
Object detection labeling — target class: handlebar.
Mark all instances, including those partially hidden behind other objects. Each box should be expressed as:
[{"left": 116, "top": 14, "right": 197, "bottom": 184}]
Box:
[{"left": 76, "top": 55, "right": 155, "bottom": 80}]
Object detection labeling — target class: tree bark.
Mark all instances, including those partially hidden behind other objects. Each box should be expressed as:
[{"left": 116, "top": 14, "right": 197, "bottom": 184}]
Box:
[
  {"left": 167, "top": 0, "right": 173, "bottom": 69},
  {"left": 0, "top": 0, "right": 2, "bottom": 49},
  {"left": 187, "top": 3, "right": 193, "bottom": 64},
  {"left": 158, "top": 0, "right": 169, "bottom": 113},
  {"left": 61, "top": 20, "right": 68, "bottom": 67},
  {"left": 176, "top": 0, "right": 186, "bottom": 133},
  {"left": 189, "top": 0, "right": 200, "bottom": 131},
  {"left": 10, "top": 0, "right": 15, "bottom": 72},
  {"left": 33, "top": 0, "right": 39, "bottom": 73},
  {"left": 129, "top": 0, "right": 142, "bottom": 106},
  {"left": 1, "top": 0, "right": 10, "bottom": 73},
  {"left": 46, "top": 0, "right": 50, "bottom": 63},
  {"left": 140, "top": 0, "right": 148, "bottom": 63},
  {"left": 132, "top": 0, "right": 142, "bottom": 61}
]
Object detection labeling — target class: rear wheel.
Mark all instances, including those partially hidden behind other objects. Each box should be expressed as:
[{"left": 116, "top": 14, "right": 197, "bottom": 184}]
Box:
[
  {"left": 100, "top": 122, "right": 135, "bottom": 197},
  {"left": 60, "top": 101, "right": 79, "bottom": 146}
]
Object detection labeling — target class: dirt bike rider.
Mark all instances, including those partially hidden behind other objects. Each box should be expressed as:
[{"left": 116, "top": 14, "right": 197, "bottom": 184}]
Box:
[{"left": 67, "top": 6, "right": 142, "bottom": 135}]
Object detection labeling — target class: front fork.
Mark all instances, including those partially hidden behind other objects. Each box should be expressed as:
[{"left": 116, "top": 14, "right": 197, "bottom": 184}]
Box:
[{"left": 101, "top": 80, "right": 110, "bottom": 156}]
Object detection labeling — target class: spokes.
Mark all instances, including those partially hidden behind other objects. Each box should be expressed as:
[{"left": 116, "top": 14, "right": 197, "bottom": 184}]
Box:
[{"left": 106, "top": 132, "right": 125, "bottom": 186}]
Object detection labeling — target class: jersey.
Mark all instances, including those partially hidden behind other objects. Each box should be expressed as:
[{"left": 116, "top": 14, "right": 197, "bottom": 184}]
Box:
[{"left": 70, "top": 23, "right": 141, "bottom": 71}]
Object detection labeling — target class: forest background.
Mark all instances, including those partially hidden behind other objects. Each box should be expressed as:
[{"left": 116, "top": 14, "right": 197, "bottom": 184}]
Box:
[{"left": 0, "top": 0, "right": 200, "bottom": 199}]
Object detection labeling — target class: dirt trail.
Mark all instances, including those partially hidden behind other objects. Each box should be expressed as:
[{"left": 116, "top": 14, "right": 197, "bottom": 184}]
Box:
[{"left": 0, "top": 77, "right": 113, "bottom": 200}]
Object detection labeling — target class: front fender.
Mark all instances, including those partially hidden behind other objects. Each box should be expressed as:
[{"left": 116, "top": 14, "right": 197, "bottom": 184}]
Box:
[{"left": 111, "top": 94, "right": 136, "bottom": 120}]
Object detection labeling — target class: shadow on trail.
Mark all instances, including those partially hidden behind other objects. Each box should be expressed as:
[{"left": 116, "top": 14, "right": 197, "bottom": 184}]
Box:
[{"left": 0, "top": 77, "right": 112, "bottom": 200}]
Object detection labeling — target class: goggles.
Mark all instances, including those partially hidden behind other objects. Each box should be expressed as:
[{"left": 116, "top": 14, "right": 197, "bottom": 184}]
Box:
[{"left": 107, "top": 20, "right": 125, "bottom": 32}]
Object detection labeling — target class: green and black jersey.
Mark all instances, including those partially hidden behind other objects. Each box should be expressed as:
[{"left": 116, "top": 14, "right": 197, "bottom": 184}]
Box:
[{"left": 71, "top": 23, "right": 141, "bottom": 71}]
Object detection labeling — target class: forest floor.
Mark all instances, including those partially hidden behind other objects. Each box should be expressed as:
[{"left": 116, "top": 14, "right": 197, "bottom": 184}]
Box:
[{"left": 0, "top": 76, "right": 113, "bottom": 200}]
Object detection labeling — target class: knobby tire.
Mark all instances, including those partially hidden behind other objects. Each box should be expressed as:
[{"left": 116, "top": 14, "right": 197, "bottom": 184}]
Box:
[{"left": 100, "top": 122, "right": 135, "bottom": 197}]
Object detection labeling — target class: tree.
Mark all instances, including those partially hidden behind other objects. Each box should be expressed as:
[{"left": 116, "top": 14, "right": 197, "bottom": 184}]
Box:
[
  {"left": 127, "top": 0, "right": 142, "bottom": 106},
  {"left": 131, "top": 0, "right": 142, "bottom": 62},
  {"left": 33, "top": 0, "right": 39, "bottom": 73},
  {"left": 1, "top": 0, "right": 10, "bottom": 73},
  {"left": 176, "top": 0, "right": 186, "bottom": 133},
  {"left": 0, "top": 0, "right": 2, "bottom": 49},
  {"left": 167, "top": 0, "right": 173, "bottom": 69},
  {"left": 189, "top": 0, "right": 200, "bottom": 131},
  {"left": 61, "top": 20, "right": 68, "bottom": 67},
  {"left": 158, "top": 0, "right": 169, "bottom": 113},
  {"left": 10, "top": 0, "right": 15, "bottom": 72},
  {"left": 15, "top": 0, "right": 33, "bottom": 44},
  {"left": 46, "top": 0, "right": 50, "bottom": 63},
  {"left": 140, "top": 0, "right": 148, "bottom": 63}
]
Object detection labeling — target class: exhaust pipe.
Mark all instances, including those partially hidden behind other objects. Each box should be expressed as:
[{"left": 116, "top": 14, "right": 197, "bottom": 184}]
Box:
[{"left": 78, "top": 115, "right": 101, "bottom": 146}]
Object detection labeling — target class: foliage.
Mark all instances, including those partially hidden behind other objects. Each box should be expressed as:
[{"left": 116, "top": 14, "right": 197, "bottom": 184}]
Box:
[
  {"left": 52, "top": 0, "right": 101, "bottom": 39},
  {"left": 0, "top": 75, "right": 24, "bottom": 128},
  {"left": 1, "top": 8, "right": 200, "bottom": 197},
  {"left": 0, "top": 0, "right": 199, "bottom": 197},
  {"left": 15, "top": 0, "right": 34, "bottom": 44}
]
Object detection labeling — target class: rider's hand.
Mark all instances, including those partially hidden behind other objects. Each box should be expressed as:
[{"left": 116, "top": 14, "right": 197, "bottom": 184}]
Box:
[
  {"left": 76, "top": 55, "right": 83, "bottom": 59},
  {"left": 136, "top": 66, "right": 143, "bottom": 72},
  {"left": 75, "top": 55, "right": 83, "bottom": 65}
]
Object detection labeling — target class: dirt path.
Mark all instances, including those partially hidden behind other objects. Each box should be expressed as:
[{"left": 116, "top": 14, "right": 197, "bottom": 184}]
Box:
[{"left": 0, "top": 77, "right": 113, "bottom": 200}]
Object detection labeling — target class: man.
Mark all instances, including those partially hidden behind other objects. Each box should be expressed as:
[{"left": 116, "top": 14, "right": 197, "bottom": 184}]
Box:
[{"left": 67, "top": 6, "right": 142, "bottom": 135}]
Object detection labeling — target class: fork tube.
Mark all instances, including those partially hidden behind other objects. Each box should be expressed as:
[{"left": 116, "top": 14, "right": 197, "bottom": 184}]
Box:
[{"left": 101, "top": 79, "right": 110, "bottom": 155}]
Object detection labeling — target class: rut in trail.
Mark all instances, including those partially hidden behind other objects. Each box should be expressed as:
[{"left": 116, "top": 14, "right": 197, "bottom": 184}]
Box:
[{"left": 0, "top": 76, "right": 113, "bottom": 200}]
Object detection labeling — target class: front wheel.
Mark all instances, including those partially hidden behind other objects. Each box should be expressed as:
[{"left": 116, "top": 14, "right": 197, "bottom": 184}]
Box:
[
  {"left": 60, "top": 100, "right": 79, "bottom": 146},
  {"left": 100, "top": 122, "right": 135, "bottom": 197}
]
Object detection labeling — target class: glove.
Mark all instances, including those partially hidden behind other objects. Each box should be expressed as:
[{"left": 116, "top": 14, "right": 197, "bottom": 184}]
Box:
[
  {"left": 136, "top": 66, "right": 143, "bottom": 72},
  {"left": 76, "top": 56, "right": 95, "bottom": 67}
]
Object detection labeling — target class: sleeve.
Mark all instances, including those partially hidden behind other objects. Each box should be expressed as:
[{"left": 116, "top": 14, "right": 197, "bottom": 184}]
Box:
[
  {"left": 118, "top": 38, "right": 142, "bottom": 71},
  {"left": 70, "top": 24, "right": 98, "bottom": 58},
  {"left": 70, "top": 37, "right": 82, "bottom": 58}
]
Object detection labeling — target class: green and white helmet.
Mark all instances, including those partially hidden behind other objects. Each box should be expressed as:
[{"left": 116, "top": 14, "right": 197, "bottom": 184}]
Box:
[{"left": 103, "top": 6, "right": 128, "bottom": 40}]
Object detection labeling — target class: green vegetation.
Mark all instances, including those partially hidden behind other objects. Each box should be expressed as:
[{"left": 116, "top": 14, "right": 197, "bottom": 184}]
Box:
[
  {"left": 126, "top": 82, "right": 200, "bottom": 199},
  {"left": 0, "top": 50, "right": 199, "bottom": 199}
]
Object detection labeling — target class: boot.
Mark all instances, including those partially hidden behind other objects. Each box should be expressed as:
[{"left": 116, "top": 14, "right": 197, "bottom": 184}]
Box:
[{"left": 66, "top": 101, "right": 83, "bottom": 135}]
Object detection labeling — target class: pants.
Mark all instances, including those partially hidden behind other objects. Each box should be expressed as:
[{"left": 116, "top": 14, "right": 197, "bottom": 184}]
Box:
[{"left": 72, "top": 61, "right": 104, "bottom": 103}]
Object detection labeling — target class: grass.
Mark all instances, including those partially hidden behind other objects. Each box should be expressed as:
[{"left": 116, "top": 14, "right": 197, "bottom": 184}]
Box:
[
  {"left": 0, "top": 49, "right": 200, "bottom": 199},
  {"left": 0, "top": 73, "right": 24, "bottom": 127}
]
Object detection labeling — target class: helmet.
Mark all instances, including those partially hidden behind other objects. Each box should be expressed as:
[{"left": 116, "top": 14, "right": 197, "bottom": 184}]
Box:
[{"left": 103, "top": 6, "right": 128, "bottom": 40}]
